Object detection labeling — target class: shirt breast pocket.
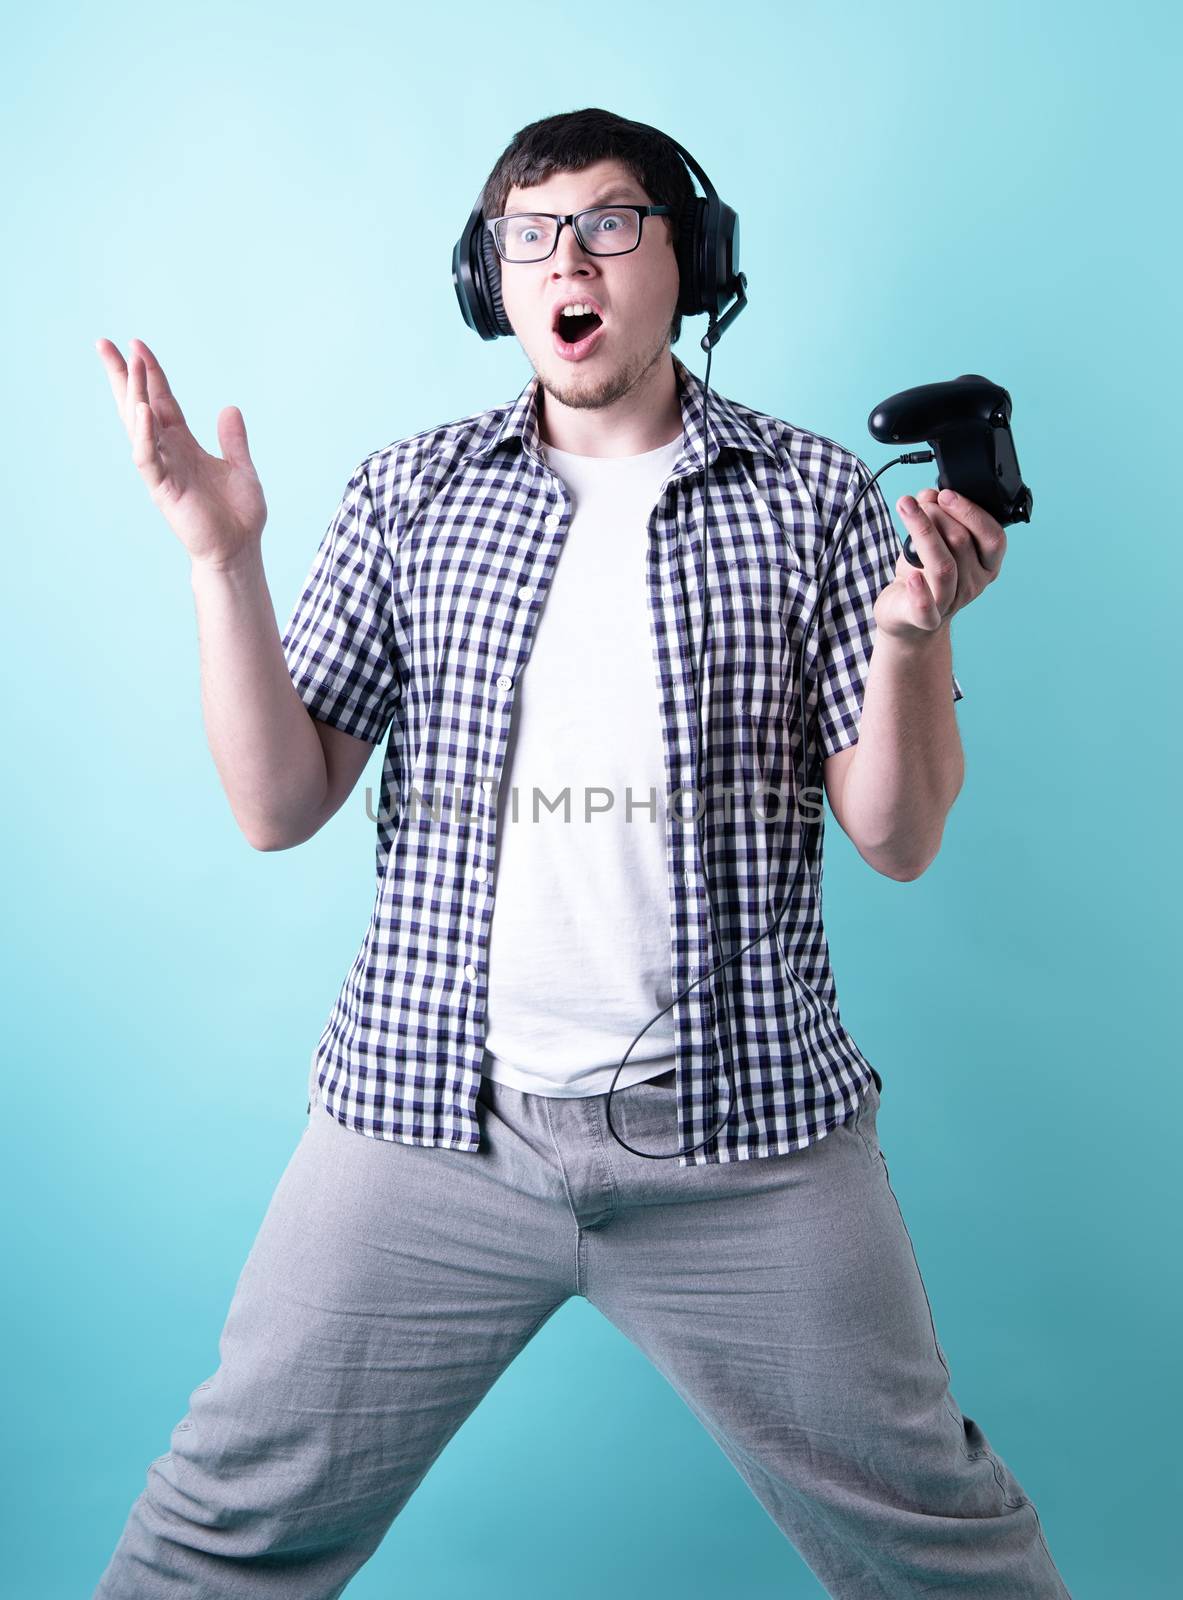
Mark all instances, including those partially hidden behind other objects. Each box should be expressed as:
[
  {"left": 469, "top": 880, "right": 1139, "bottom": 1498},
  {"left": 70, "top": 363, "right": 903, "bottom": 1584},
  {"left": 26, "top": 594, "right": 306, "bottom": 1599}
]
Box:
[{"left": 708, "top": 559, "right": 807, "bottom": 711}]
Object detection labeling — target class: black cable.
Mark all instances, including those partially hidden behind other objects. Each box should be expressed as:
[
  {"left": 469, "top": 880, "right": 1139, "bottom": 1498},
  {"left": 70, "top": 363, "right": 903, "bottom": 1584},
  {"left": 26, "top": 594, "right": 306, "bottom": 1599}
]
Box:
[{"left": 603, "top": 328, "right": 934, "bottom": 1159}]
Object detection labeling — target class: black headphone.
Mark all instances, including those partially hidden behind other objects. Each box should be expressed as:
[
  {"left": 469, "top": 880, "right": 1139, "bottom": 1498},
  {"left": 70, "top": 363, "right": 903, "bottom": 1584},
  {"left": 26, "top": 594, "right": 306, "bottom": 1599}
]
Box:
[{"left": 450, "top": 119, "right": 763, "bottom": 1161}]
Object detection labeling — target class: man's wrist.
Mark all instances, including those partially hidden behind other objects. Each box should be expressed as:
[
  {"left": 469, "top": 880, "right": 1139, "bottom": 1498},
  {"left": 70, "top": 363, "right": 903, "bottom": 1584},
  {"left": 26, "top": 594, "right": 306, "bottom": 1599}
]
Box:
[
  {"left": 190, "top": 545, "right": 266, "bottom": 586},
  {"left": 874, "top": 617, "right": 952, "bottom": 661}
]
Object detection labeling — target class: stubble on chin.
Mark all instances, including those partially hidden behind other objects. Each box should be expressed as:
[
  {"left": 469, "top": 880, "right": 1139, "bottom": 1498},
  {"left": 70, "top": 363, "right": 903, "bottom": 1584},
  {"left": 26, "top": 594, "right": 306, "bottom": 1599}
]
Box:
[{"left": 534, "top": 330, "right": 669, "bottom": 413}]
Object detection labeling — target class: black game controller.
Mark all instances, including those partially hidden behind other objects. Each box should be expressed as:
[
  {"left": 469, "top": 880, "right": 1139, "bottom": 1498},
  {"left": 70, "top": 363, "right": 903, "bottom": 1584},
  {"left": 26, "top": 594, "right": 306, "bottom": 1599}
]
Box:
[{"left": 867, "top": 375, "right": 1033, "bottom": 567}]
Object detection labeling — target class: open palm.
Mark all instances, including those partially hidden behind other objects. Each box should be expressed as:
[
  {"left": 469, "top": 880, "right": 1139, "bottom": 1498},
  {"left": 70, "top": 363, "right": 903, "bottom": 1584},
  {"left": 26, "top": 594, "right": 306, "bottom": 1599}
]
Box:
[{"left": 96, "top": 337, "right": 267, "bottom": 569}]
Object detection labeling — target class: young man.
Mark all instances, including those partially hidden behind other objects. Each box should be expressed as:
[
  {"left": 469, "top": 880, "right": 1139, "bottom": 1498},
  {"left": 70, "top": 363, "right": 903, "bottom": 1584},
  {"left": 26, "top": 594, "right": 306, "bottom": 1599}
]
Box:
[{"left": 93, "top": 109, "right": 1070, "bottom": 1597}]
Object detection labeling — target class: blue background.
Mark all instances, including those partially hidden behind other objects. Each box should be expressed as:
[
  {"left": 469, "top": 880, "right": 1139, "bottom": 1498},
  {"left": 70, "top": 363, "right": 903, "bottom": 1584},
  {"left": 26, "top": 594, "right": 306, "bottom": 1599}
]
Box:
[{"left": 4, "top": 0, "right": 1178, "bottom": 1593}]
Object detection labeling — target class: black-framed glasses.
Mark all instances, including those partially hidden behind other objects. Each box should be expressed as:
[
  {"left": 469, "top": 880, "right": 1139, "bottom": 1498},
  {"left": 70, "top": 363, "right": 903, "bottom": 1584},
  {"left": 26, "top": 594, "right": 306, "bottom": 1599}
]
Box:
[{"left": 486, "top": 204, "right": 674, "bottom": 263}]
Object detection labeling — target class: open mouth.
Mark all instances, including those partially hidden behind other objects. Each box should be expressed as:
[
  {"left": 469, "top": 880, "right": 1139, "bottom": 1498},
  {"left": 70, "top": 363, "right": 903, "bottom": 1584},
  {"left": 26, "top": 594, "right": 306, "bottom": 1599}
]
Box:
[
  {"left": 556, "top": 309, "right": 602, "bottom": 341},
  {"left": 552, "top": 307, "right": 606, "bottom": 359}
]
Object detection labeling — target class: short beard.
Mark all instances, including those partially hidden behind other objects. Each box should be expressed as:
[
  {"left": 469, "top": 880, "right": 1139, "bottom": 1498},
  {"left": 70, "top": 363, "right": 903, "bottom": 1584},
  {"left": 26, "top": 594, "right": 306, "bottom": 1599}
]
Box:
[{"left": 536, "top": 323, "right": 671, "bottom": 414}]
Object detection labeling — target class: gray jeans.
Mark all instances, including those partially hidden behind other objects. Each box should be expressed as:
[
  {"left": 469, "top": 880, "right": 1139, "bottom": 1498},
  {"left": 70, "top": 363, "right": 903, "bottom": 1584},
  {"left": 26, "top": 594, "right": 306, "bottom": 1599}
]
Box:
[{"left": 94, "top": 1065, "right": 1071, "bottom": 1598}]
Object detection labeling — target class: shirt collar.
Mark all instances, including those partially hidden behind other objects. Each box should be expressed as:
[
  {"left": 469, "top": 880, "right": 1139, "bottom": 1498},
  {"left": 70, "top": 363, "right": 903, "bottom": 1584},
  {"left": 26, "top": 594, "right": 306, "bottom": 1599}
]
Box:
[{"left": 471, "top": 353, "right": 779, "bottom": 473}]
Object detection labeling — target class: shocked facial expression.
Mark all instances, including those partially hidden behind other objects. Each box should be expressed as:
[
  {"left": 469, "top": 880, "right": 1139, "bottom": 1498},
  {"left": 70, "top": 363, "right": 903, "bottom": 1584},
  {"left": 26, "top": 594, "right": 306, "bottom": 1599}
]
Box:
[{"left": 494, "top": 158, "right": 681, "bottom": 411}]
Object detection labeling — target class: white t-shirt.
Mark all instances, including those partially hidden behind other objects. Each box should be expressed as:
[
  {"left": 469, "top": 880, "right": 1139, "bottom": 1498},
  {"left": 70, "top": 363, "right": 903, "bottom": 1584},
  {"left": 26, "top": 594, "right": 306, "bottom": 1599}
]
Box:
[{"left": 481, "top": 432, "right": 686, "bottom": 1097}]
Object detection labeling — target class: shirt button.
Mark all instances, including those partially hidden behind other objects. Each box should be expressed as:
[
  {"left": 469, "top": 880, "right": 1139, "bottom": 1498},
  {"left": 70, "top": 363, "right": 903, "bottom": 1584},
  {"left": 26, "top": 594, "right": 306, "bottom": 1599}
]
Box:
[
  {"left": 518, "top": 585, "right": 535, "bottom": 602},
  {"left": 544, "top": 512, "right": 562, "bottom": 529},
  {"left": 464, "top": 962, "right": 478, "bottom": 980},
  {"left": 474, "top": 866, "right": 488, "bottom": 882},
  {"left": 496, "top": 674, "right": 513, "bottom": 691}
]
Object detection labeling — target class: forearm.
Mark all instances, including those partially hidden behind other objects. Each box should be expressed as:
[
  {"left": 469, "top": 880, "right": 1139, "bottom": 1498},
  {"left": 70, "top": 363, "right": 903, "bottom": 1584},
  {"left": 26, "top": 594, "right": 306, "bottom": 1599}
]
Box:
[
  {"left": 841, "top": 622, "right": 965, "bottom": 879},
  {"left": 189, "top": 548, "right": 328, "bottom": 850}
]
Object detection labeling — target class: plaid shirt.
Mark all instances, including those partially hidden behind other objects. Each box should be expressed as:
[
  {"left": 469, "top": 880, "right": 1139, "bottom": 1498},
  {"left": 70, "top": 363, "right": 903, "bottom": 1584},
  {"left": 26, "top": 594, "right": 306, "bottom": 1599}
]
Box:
[{"left": 281, "top": 353, "right": 963, "bottom": 1167}]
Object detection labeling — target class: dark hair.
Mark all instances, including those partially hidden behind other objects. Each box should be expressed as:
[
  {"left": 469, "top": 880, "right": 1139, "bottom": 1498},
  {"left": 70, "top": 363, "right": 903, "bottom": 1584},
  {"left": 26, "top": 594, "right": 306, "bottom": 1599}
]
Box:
[{"left": 479, "top": 107, "right": 694, "bottom": 347}]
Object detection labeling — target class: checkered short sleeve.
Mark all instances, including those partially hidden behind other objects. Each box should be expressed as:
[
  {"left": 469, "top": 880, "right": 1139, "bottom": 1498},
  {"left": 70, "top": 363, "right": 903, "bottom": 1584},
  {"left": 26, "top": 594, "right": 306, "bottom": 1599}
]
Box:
[
  {"left": 814, "top": 462, "right": 963, "bottom": 759},
  {"left": 280, "top": 457, "right": 401, "bottom": 745}
]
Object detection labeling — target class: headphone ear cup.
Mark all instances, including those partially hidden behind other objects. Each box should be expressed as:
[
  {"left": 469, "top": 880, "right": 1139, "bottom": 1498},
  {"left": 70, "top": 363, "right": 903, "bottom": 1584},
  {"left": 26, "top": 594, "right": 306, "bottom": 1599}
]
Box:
[
  {"left": 711, "top": 200, "right": 741, "bottom": 319},
  {"left": 675, "top": 192, "right": 707, "bottom": 319},
  {"left": 479, "top": 228, "right": 514, "bottom": 339}
]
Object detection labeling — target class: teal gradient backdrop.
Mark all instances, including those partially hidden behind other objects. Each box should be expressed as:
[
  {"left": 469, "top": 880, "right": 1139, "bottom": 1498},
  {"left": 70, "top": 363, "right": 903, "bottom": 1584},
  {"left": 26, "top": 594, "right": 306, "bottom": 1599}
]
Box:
[{"left": 3, "top": 0, "right": 1178, "bottom": 1594}]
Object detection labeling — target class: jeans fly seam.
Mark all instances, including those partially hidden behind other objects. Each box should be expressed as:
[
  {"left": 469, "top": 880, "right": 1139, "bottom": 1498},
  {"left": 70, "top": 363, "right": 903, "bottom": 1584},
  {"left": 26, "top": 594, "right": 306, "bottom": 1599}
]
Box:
[{"left": 541, "top": 1095, "right": 584, "bottom": 1295}]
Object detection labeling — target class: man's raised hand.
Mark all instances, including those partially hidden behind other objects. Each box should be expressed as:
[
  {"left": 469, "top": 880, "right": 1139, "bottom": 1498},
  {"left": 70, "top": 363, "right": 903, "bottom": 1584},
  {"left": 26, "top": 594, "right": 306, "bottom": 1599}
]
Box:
[{"left": 95, "top": 337, "right": 268, "bottom": 572}]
